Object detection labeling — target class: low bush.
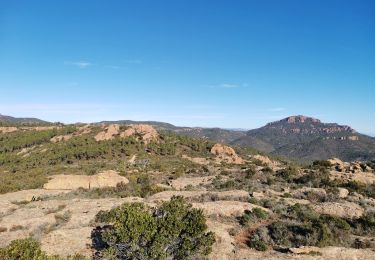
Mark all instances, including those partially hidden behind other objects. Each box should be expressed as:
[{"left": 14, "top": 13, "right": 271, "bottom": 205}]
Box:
[
  {"left": 312, "top": 160, "right": 332, "bottom": 168},
  {"left": 247, "top": 239, "right": 268, "bottom": 251},
  {"left": 0, "top": 237, "right": 88, "bottom": 259},
  {"left": 343, "top": 181, "right": 375, "bottom": 199},
  {"left": 93, "top": 196, "right": 215, "bottom": 259},
  {"left": 276, "top": 166, "right": 299, "bottom": 182},
  {"left": 238, "top": 208, "right": 269, "bottom": 226},
  {"left": 295, "top": 169, "right": 332, "bottom": 188},
  {"left": 0, "top": 238, "right": 49, "bottom": 259},
  {"left": 246, "top": 203, "right": 375, "bottom": 250}
]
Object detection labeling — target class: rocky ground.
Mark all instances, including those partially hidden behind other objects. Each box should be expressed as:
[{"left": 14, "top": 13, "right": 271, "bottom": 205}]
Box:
[{"left": 1, "top": 124, "right": 375, "bottom": 259}]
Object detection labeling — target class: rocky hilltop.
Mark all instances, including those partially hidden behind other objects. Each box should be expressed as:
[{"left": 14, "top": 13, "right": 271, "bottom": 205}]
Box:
[{"left": 232, "top": 115, "right": 375, "bottom": 162}]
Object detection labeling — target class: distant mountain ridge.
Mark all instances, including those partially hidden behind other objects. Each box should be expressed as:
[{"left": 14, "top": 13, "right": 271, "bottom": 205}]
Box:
[
  {"left": 2, "top": 113, "right": 374, "bottom": 162},
  {"left": 231, "top": 115, "right": 375, "bottom": 162},
  {"left": 0, "top": 114, "right": 49, "bottom": 125}
]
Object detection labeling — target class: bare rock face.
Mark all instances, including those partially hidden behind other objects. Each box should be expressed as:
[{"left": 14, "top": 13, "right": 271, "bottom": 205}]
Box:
[
  {"left": 77, "top": 124, "right": 92, "bottom": 135},
  {"left": 328, "top": 158, "right": 374, "bottom": 174},
  {"left": 51, "top": 125, "right": 92, "bottom": 143},
  {"left": 337, "top": 188, "right": 349, "bottom": 198},
  {"left": 285, "top": 115, "right": 321, "bottom": 124},
  {"left": 327, "top": 158, "right": 346, "bottom": 167},
  {"left": 211, "top": 144, "right": 244, "bottom": 164},
  {"left": 43, "top": 170, "right": 129, "bottom": 190},
  {"left": 50, "top": 134, "right": 73, "bottom": 143},
  {"left": 0, "top": 196, "right": 144, "bottom": 256},
  {"left": 330, "top": 170, "right": 375, "bottom": 185},
  {"left": 94, "top": 124, "right": 120, "bottom": 141},
  {"left": 120, "top": 124, "right": 158, "bottom": 144},
  {"left": 312, "top": 201, "right": 364, "bottom": 219},
  {"left": 0, "top": 127, "right": 18, "bottom": 133},
  {"left": 251, "top": 154, "right": 280, "bottom": 168}
]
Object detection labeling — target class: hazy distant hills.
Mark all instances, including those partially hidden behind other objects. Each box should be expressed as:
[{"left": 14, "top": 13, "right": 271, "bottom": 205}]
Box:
[
  {"left": 2, "top": 114, "right": 375, "bottom": 162},
  {"left": 231, "top": 115, "right": 375, "bottom": 162},
  {"left": 0, "top": 114, "right": 49, "bottom": 125}
]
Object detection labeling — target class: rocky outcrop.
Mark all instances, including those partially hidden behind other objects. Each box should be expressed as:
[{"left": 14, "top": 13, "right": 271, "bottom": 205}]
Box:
[
  {"left": 251, "top": 154, "right": 280, "bottom": 168},
  {"left": 311, "top": 202, "right": 364, "bottom": 219},
  {"left": 120, "top": 124, "right": 158, "bottom": 144},
  {"left": 211, "top": 144, "right": 244, "bottom": 164},
  {"left": 285, "top": 115, "right": 321, "bottom": 124},
  {"left": 0, "top": 196, "right": 144, "bottom": 256},
  {"left": 50, "top": 134, "right": 72, "bottom": 143},
  {"left": 94, "top": 124, "right": 120, "bottom": 141},
  {"left": 51, "top": 125, "right": 92, "bottom": 143},
  {"left": 337, "top": 188, "right": 349, "bottom": 198},
  {"left": 328, "top": 158, "right": 374, "bottom": 174},
  {"left": 0, "top": 127, "right": 18, "bottom": 133},
  {"left": 43, "top": 170, "right": 129, "bottom": 190}
]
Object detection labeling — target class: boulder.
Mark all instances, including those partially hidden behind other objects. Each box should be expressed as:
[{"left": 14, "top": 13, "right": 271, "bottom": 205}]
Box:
[
  {"left": 120, "top": 124, "right": 158, "bottom": 144},
  {"left": 251, "top": 154, "right": 279, "bottom": 168},
  {"left": 327, "top": 158, "right": 345, "bottom": 167},
  {"left": 337, "top": 188, "right": 349, "bottom": 198},
  {"left": 211, "top": 144, "right": 244, "bottom": 164}
]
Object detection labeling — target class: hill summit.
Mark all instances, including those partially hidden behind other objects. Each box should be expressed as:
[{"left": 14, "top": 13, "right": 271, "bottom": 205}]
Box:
[
  {"left": 232, "top": 115, "right": 375, "bottom": 162},
  {"left": 270, "top": 115, "right": 321, "bottom": 124}
]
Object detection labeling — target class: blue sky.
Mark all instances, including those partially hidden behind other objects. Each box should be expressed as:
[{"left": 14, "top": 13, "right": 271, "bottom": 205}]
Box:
[{"left": 0, "top": 0, "right": 374, "bottom": 134}]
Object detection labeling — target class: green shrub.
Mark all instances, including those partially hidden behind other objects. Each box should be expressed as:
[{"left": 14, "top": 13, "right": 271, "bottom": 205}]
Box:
[
  {"left": 276, "top": 166, "right": 299, "bottom": 182},
  {"left": 0, "top": 238, "right": 88, "bottom": 259},
  {"left": 253, "top": 208, "right": 269, "bottom": 219},
  {"left": 343, "top": 181, "right": 375, "bottom": 199},
  {"left": 94, "top": 196, "right": 215, "bottom": 259},
  {"left": 0, "top": 238, "right": 49, "bottom": 260},
  {"left": 248, "top": 203, "right": 363, "bottom": 249},
  {"left": 238, "top": 208, "right": 269, "bottom": 226},
  {"left": 247, "top": 239, "right": 268, "bottom": 251},
  {"left": 245, "top": 165, "right": 256, "bottom": 178},
  {"left": 262, "top": 167, "right": 274, "bottom": 174},
  {"left": 312, "top": 160, "right": 332, "bottom": 168},
  {"left": 295, "top": 169, "right": 332, "bottom": 188}
]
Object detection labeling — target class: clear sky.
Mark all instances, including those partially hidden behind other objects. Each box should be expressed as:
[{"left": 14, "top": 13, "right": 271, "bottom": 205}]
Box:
[{"left": 0, "top": 0, "right": 374, "bottom": 134}]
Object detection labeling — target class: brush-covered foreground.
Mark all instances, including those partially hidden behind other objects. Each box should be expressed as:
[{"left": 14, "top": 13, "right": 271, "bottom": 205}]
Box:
[{"left": 1, "top": 124, "right": 375, "bottom": 259}]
